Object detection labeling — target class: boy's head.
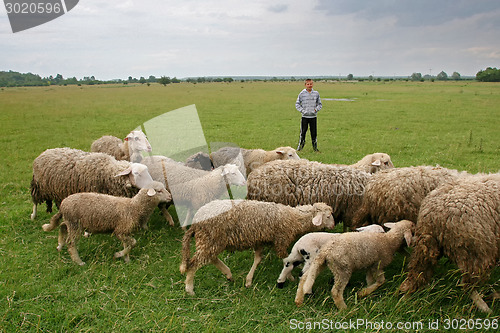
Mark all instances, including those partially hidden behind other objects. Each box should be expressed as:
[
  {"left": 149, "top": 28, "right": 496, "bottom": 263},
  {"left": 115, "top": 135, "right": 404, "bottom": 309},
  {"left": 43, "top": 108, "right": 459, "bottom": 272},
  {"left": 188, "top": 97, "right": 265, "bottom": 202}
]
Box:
[{"left": 304, "top": 78, "right": 313, "bottom": 92}]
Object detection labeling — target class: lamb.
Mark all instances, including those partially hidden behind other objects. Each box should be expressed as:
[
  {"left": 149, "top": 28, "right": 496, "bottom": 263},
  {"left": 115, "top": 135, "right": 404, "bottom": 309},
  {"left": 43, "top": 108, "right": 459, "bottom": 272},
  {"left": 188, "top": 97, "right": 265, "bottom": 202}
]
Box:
[
  {"left": 211, "top": 146, "right": 300, "bottom": 177},
  {"left": 44, "top": 181, "right": 171, "bottom": 265},
  {"left": 30, "top": 148, "right": 156, "bottom": 220},
  {"left": 247, "top": 159, "right": 371, "bottom": 230},
  {"left": 295, "top": 220, "right": 415, "bottom": 310},
  {"left": 336, "top": 152, "right": 394, "bottom": 174},
  {"left": 141, "top": 156, "right": 247, "bottom": 227},
  {"left": 91, "top": 130, "right": 152, "bottom": 162},
  {"left": 276, "top": 224, "right": 385, "bottom": 288},
  {"left": 179, "top": 200, "right": 334, "bottom": 295},
  {"left": 351, "top": 166, "right": 467, "bottom": 228},
  {"left": 399, "top": 174, "right": 500, "bottom": 313}
]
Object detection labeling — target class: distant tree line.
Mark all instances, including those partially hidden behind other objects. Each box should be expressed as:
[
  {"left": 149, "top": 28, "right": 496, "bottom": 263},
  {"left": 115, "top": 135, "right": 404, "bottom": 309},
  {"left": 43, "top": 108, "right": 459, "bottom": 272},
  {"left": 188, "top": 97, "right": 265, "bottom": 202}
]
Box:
[
  {"left": 1, "top": 68, "right": 498, "bottom": 87},
  {"left": 409, "top": 71, "right": 463, "bottom": 82},
  {"left": 476, "top": 67, "right": 500, "bottom": 82}
]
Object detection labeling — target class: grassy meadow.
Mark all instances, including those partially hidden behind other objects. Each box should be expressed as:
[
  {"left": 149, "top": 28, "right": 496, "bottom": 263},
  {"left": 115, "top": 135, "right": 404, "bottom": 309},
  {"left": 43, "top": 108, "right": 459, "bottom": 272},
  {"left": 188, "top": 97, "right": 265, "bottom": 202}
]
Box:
[{"left": 0, "top": 80, "right": 499, "bottom": 332}]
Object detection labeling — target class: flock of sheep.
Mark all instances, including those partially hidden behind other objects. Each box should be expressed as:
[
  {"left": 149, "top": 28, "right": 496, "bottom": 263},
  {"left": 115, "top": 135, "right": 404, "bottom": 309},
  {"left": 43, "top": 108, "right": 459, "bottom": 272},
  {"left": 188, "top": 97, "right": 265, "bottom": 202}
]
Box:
[{"left": 30, "top": 130, "right": 499, "bottom": 313}]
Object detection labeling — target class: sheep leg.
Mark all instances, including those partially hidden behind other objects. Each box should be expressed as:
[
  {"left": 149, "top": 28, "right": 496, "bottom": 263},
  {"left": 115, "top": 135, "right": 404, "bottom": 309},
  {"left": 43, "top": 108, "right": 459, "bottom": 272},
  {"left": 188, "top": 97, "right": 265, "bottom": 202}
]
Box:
[
  {"left": 245, "top": 248, "right": 263, "bottom": 288},
  {"left": 30, "top": 204, "right": 37, "bottom": 220},
  {"left": 212, "top": 258, "right": 233, "bottom": 281},
  {"left": 182, "top": 209, "right": 194, "bottom": 230},
  {"left": 159, "top": 203, "right": 174, "bottom": 227},
  {"left": 358, "top": 266, "right": 385, "bottom": 297},
  {"left": 329, "top": 265, "right": 352, "bottom": 310},
  {"left": 42, "top": 211, "right": 62, "bottom": 232},
  {"left": 295, "top": 270, "right": 310, "bottom": 306},
  {"left": 277, "top": 261, "right": 298, "bottom": 288},
  {"left": 114, "top": 234, "right": 136, "bottom": 263},
  {"left": 330, "top": 269, "right": 351, "bottom": 310},
  {"left": 65, "top": 232, "right": 84, "bottom": 266},
  {"left": 57, "top": 222, "right": 68, "bottom": 251},
  {"left": 184, "top": 267, "right": 197, "bottom": 295},
  {"left": 470, "top": 290, "right": 491, "bottom": 313}
]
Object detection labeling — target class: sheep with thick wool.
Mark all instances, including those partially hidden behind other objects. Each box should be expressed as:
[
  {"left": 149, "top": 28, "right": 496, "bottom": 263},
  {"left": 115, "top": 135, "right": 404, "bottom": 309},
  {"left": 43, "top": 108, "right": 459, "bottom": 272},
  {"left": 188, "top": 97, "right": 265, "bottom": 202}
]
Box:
[
  {"left": 30, "top": 148, "right": 155, "bottom": 220},
  {"left": 276, "top": 224, "right": 385, "bottom": 288},
  {"left": 247, "top": 159, "right": 370, "bottom": 229},
  {"left": 141, "top": 156, "right": 246, "bottom": 227},
  {"left": 179, "top": 200, "right": 334, "bottom": 295},
  {"left": 210, "top": 146, "right": 300, "bottom": 177},
  {"left": 91, "top": 130, "right": 152, "bottom": 162},
  {"left": 295, "top": 220, "right": 415, "bottom": 310},
  {"left": 44, "top": 181, "right": 171, "bottom": 265},
  {"left": 351, "top": 166, "right": 467, "bottom": 228},
  {"left": 399, "top": 174, "right": 500, "bottom": 313}
]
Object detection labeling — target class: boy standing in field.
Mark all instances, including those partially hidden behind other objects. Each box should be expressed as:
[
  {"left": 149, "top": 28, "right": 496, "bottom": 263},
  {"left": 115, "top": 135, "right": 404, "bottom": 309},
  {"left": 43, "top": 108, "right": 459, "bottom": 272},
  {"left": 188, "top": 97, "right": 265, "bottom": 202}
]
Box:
[{"left": 295, "top": 78, "right": 322, "bottom": 152}]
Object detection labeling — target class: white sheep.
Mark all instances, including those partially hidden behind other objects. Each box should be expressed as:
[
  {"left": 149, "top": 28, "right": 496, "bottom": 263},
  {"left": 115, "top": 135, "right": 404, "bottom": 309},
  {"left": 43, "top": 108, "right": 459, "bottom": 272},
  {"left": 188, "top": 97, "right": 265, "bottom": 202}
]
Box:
[
  {"left": 276, "top": 224, "right": 385, "bottom": 288},
  {"left": 91, "top": 130, "right": 152, "bottom": 162},
  {"left": 141, "top": 156, "right": 247, "bottom": 227},
  {"left": 295, "top": 220, "right": 415, "bottom": 310},
  {"left": 179, "top": 200, "right": 334, "bottom": 295},
  {"left": 211, "top": 146, "right": 300, "bottom": 177},
  {"left": 247, "top": 159, "right": 371, "bottom": 230},
  {"left": 30, "top": 148, "right": 156, "bottom": 220},
  {"left": 337, "top": 152, "right": 394, "bottom": 174},
  {"left": 399, "top": 174, "right": 500, "bottom": 313},
  {"left": 44, "top": 181, "right": 171, "bottom": 265}
]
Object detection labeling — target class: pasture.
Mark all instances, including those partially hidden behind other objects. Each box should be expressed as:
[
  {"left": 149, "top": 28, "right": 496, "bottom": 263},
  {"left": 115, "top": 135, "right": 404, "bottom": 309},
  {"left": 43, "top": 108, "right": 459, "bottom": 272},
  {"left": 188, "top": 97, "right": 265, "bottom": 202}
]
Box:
[{"left": 0, "top": 80, "right": 499, "bottom": 332}]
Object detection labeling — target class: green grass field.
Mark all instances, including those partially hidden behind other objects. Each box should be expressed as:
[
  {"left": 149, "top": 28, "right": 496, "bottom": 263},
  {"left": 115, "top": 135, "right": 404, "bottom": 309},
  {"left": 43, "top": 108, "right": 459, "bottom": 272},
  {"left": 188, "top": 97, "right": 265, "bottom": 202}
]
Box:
[{"left": 0, "top": 81, "right": 499, "bottom": 332}]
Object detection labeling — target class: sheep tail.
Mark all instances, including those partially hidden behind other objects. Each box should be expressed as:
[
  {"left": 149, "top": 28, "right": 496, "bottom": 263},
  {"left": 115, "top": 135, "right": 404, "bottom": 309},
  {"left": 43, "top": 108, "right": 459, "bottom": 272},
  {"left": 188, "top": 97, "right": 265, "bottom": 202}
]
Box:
[{"left": 179, "top": 228, "right": 195, "bottom": 274}]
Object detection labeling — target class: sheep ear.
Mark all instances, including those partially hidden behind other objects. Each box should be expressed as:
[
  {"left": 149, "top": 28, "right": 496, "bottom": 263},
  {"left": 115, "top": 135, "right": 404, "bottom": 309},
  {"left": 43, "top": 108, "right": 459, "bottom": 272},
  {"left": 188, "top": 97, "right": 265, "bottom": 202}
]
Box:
[
  {"left": 312, "top": 213, "right": 322, "bottom": 226},
  {"left": 115, "top": 167, "right": 132, "bottom": 177},
  {"left": 276, "top": 150, "right": 284, "bottom": 155},
  {"left": 404, "top": 230, "right": 413, "bottom": 246},
  {"left": 147, "top": 188, "right": 156, "bottom": 197},
  {"left": 371, "top": 160, "right": 381, "bottom": 166},
  {"left": 384, "top": 222, "right": 396, "bottom": 229}
]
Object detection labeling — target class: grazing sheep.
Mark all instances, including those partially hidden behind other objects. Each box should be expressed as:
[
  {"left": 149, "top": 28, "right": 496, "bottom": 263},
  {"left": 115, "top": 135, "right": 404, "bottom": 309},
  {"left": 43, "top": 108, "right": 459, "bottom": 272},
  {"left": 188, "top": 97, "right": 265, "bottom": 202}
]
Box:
[
  {"left": 141, "top": 156, "right": 247, "bottom": 227},
  {"left": 335, "top": 152, "right": 394, "bottom": 174},
  {"left": 295, "top": 220, "right": 415, "bottom": 310},
  {"left": 399, "top": 174, "right": 500, "bottom": 313},
  {"left": 184, "top": 151, "right": 213, "bottom": 171},
  {"left": 44, "top": 181, "right": 171, "bottom": 265},
  {"left": 91, "top": 130, "right": 152, "bottom": 162},
  {"left": 30, "top": 148, "right": 155, "bottom": 220},
  {"left": 247, "top": 159, "right": 370, "bottom": 229},
  {"left": 276, "top": 224, "right": 385, "bottom": 288},
  {"left": 351, "top": 166, "right": 467, "bottom": 228},
  {"left": 179, "top": 201, "right": 334, "bottom": 295},
  {"left": 211, "top": 146, "right": 300, "bottom": 177}
]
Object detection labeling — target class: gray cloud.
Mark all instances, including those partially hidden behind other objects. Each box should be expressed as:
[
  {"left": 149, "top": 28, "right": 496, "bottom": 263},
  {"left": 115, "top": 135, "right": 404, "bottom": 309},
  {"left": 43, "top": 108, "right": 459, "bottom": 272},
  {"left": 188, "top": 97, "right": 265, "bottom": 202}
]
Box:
[
  {"left": 315, "top": 0, "right": 500, "bottom": 27},
  {"left": 268, "top": 4, "right": 288, "bottom": 14}
]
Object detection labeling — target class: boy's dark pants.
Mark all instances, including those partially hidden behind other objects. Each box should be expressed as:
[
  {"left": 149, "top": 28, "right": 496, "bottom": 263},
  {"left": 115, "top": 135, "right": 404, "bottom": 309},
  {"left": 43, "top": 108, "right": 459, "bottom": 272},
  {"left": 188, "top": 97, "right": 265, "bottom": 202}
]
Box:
[{"left": 297, "top": 117, "right": 317, "bottom": 151}]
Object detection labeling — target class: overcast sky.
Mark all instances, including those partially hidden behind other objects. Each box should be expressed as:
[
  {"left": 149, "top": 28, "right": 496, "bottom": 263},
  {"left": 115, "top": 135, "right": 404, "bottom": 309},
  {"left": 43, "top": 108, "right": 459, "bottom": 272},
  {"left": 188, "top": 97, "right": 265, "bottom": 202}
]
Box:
[{"left": 1, "top": 0, "right": 499, "bottom": 80}]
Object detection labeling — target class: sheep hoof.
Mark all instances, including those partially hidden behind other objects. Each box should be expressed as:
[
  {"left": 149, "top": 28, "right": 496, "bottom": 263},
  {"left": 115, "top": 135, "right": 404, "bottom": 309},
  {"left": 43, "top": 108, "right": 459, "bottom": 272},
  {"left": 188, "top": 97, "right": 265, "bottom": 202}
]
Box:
[
  {"left": 83, "top": 232, "right": 91, "bottom": 238},
  {"left": 56, "top": 244, "right": 63, "bottom": 251},
  {"left": 277, "top": 282, "right": 285, "bottom": 289},
  {"left": 42, "top": 224, "right": 52, "bottom": 232},
  {"left": 78, "top": 261, "right": 86, "bottom": 266}
]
